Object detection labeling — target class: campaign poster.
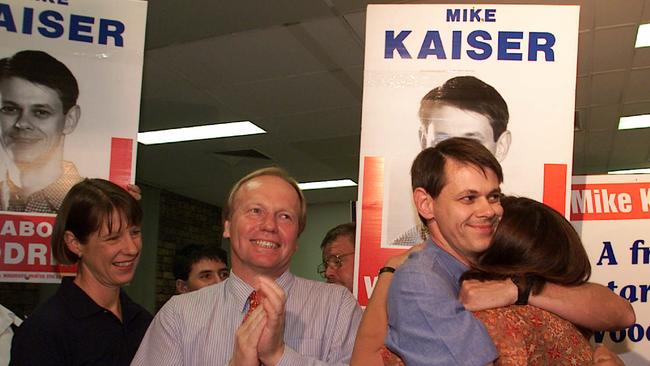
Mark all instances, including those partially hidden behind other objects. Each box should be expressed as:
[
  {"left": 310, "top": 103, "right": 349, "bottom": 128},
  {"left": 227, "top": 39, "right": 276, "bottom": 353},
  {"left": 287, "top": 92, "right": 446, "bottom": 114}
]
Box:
[
  {"left": 0, "top": 0, "right": 147, "bottom": 283},
  {"left": 356, "top": 4, "right": 579, "bottom": 304},
  {"left": 571, "top": 175, "right": 650, "bottom": 364}
]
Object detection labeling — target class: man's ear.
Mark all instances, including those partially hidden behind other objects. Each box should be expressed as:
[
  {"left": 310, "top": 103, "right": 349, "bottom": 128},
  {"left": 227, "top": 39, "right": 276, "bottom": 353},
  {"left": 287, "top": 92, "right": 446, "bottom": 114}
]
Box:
[
  {"left": 176, "top": 279, "right": 189, "bottom": 294},
  {"left": 413, "top": 187, "right": 435, "bottom": 221},
  {"left": 494, "top": 130, "right": 511, "bottom": 162},
  {"left": 223, "top": 220, "right": 231, "bottom": 238},
  {"left": 64, "top": 231, "right": 82, "bottom": 258},
  {"left": 63, "top": 105, "right": 81, "bottom": 135}
]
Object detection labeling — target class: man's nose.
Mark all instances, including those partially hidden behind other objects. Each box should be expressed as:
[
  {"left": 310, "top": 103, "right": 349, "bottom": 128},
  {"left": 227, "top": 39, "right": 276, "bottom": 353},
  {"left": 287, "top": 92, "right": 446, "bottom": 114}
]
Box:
[
  {"left": 261, "top": 214, "right": 278, "bottom": 232},
  {"left": 476, "top": 198, "right": 497, "bottom": 218},
  {"left": 14, "top": 113, "right": 33, "bottom": 130},
  {"left": 325, "top": 264, "right": 337, "bottom": 280}
]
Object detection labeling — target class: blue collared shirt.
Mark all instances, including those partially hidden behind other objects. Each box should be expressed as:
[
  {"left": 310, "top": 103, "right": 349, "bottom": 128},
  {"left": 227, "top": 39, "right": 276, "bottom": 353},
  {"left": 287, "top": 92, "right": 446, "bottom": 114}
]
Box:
[{"left": 386, "top": 239, "right": 498, "bottom": 366}]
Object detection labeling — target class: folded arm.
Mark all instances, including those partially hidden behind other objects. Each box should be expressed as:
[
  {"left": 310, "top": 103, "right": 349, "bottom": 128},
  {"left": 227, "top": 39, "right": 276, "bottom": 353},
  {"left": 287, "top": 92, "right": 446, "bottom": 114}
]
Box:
[{"left": 460, "top": 280, "right": 635, "bottom": 331}]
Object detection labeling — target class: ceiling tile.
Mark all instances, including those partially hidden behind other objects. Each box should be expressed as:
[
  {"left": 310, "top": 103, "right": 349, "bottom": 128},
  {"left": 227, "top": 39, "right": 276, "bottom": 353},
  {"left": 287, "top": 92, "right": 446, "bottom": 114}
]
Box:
[
  {"left": 145, "top": 0, "right": 332, "bottom": 49},
  {"left": 343, "top": 11, "right": 367, "bottom": 43},
  {"left": 587, "top": 105, "right": 620, "bottom": 130},
  {"left": 609, "top": 129, "right": 650, "bottom": 167},
  {"left": 623, "top": 68, "right": 650, "bottom": 102},
  {"left": 633, "top": 48, "right": 650, "bottom": 67},
  {"left": 577, "top": 31, "right": 594, "bottom": 76},
  {"left": 207, "top": 69, "right": 360, "bottom": 118},
  {"left": 575, "top": 76, "right": 591, "bottom": 107},
  {"left": 589, "top": 71, "right": 626, "bottom": 105},
  {"left": 622, "top": 101, "right": 650, "bottom": 116},
  {"left": 592, "top": 26, "right": 637, "bottom": 72},
  {"left": 300, "top": 17, "right": 364, "bottom": 67},
  {"left": 594, "top": 0, "right": 644, "bottom": 27}
]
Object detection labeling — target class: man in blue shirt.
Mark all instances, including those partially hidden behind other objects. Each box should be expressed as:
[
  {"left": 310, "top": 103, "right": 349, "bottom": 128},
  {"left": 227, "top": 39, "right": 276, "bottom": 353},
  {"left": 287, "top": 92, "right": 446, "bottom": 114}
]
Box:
[{"left": 385, "top": 137, "right": 635, "bottom": 366}]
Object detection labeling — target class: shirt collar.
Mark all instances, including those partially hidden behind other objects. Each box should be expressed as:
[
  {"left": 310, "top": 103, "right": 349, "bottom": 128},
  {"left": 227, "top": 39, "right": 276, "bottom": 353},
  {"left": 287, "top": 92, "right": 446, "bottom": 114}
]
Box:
[
  {"left": 427, "top": 238, "right": 469, "bottom": 285},
  {"left": 59, "top": 277, "right": 106, "bottom": 319},
  {"left": 226, "top": 270, "right": 295, "bottom": 313},
  {"left": 58, "top": 276, "right": 142, "bottom": 323}
]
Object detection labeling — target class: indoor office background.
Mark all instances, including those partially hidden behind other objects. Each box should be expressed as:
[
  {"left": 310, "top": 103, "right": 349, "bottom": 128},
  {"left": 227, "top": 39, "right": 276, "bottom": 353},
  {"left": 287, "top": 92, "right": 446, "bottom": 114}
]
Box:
[{"left": 2, "top": 0, "right": 649, "bottom": 315}]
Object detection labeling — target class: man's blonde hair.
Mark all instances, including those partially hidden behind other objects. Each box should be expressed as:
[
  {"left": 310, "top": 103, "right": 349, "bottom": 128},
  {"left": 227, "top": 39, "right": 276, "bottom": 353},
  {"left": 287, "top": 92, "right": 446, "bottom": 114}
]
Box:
[{"left": 223, "top": 167, "right": 307, "bottom": 234}]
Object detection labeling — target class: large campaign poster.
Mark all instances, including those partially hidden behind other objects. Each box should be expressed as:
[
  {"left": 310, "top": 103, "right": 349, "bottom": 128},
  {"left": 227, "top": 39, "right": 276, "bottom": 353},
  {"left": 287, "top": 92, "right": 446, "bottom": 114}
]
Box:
[
  {"left": 571, "top": 175, "right": 650, "bottom": 363},
  {"left": 0, "top": 0, "right": 147, "bottom": 282},
  {"left": 356, "top": 4, "right": 579, "bottom": 304}
]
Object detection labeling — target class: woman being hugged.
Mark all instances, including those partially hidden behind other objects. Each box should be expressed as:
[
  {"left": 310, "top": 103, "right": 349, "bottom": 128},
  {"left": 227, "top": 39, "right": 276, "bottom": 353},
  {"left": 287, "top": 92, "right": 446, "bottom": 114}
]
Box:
[
  {"left": 460, "top": 196, "right": 593, "bottom": 365},
  {"left": 10, "top": 179, "right": 152, "bottom": 366}
]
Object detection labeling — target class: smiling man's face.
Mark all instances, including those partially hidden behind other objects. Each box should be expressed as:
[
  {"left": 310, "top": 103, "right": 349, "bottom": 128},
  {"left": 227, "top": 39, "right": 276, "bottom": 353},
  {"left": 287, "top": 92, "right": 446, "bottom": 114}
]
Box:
[
  {"left": 224, "top": 175, "right": 301, "bottom": 280},
  {"left": 0, "top": 76, "right": 77, "bottom": 166}
]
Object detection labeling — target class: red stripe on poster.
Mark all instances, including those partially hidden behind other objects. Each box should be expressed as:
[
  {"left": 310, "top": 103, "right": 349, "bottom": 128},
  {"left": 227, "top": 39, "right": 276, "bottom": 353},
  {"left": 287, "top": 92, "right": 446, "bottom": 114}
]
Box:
[
  {"left": 542, "top": 164, "right": 567, "bottom": 215},
  {"left": 109, "top": 138, "right": 134, "bottom": 187},
  {"left": 357, "top": 157, "right": 406, "bottom": 305}
]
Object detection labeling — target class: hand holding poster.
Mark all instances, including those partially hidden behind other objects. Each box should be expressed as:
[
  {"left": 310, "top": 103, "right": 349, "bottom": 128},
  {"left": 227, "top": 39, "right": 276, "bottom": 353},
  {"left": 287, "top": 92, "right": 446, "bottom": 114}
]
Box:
[{"left": 0, "top": 0, "right": 147, "bottom": 283}]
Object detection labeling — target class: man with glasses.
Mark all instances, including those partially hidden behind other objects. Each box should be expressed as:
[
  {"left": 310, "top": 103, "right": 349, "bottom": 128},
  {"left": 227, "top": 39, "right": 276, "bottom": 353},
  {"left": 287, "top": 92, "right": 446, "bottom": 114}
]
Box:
[
  {"left": 318, "top": 222, "right": 355, "bottom": 292},
  {"left": 172, "top": 244, "right": 230, "bottom": 294}
]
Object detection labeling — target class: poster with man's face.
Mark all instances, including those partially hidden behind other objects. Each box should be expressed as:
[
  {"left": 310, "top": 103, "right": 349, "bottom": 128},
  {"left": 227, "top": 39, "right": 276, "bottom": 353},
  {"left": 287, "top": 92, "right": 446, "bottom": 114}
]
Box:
[
  {"left": 355, "top": 4, "right": 579, "bottom": 303},
  {"left": 0, "top": 0, "right": 147, "bottom": 282}
]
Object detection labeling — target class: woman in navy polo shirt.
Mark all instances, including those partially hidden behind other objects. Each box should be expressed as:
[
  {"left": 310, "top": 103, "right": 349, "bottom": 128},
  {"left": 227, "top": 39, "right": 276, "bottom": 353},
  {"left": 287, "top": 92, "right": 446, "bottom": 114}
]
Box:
[{"left": 10, "top": 179, "right": 152, "bottom": 366}]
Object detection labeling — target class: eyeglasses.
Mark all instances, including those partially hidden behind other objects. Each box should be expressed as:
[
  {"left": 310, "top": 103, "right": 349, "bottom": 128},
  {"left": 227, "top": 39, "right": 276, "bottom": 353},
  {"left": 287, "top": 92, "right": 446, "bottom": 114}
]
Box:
[{"left": 317, "top": 252, "right": 355, "bottom": 278}]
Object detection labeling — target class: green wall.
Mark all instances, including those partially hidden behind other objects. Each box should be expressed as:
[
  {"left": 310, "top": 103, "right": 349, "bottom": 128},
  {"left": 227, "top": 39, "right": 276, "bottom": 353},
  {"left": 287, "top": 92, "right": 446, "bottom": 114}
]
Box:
[
  {"left": 290, "top": 202, "right": 353, "bottom": 281},
  {"left": 125, "top": 184, "right": 160, "bottom": 313}
]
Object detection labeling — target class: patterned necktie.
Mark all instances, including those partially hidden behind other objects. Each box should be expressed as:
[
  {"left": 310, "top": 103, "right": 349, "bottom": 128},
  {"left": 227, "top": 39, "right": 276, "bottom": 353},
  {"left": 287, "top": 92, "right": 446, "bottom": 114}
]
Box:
[{"left": 243, "top": 290, "right": 260, "bottom": 322}]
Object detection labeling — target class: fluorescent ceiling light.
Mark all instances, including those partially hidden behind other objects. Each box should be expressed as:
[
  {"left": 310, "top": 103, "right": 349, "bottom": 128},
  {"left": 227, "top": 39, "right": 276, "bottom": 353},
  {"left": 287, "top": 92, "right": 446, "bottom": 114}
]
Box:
[
  {"left": 636, "top": 23, "right": 650, "bottom": 48},
  {"left": 138, "top": 121, "right": 265, "bottom": 145},
  {"left": 617, "top": 114, "right": 650, "bottom": 130},
  {"left": 608, "top": 168, "right": 650, "bottom": 175},
  {"left": 298, "top": 179, "right": 357, "bottom": 191}
]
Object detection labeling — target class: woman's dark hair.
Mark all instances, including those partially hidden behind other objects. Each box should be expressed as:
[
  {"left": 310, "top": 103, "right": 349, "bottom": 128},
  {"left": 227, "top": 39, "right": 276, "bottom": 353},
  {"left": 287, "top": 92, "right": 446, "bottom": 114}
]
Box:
[
  {"left": 461, "top": 196, "right": 591, "bottom": 295},
  {"left": 51, "top": 179, "right": 143, "bottom": 264}
]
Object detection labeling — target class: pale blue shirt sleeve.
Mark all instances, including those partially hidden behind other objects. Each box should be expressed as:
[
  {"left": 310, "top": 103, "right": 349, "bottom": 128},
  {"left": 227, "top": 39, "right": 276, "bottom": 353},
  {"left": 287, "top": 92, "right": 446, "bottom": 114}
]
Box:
[
  {"left": 386, "top": 265, "right": 497, "bottom": 366},
  {"left": 130, "top": 297, "right": 184, "bottom": 366},
  {"left": 277, "top": 284, "right": 363, "bottom": 366}
]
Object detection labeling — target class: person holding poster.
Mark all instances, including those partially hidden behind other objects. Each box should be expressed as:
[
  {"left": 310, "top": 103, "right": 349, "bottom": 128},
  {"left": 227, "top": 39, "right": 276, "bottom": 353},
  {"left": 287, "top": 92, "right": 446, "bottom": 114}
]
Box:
[
  {"left": 356, "top": 138, "right": 634, "bottom": 366},
  {"left": 0, "top": 50, "right": 83, "bottom": 213},
  {"left": 392, "top": 75, "right": 511, "bottom": 247},
  {"left": 9, "top": 179, "right": 152, "bottom": 366}
]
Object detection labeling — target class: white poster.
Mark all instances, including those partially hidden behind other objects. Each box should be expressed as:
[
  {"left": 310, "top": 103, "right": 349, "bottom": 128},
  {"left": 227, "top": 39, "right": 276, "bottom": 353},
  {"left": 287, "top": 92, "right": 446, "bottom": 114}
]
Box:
[
  {"left": 571, "top": 174, "right": 650, "bottom": 364},
  {"left": 0, "top": 0, "right": 147, "bottom": 282},
  {"left": 356, "top": 4, "right": 578, "bottom": 305}
]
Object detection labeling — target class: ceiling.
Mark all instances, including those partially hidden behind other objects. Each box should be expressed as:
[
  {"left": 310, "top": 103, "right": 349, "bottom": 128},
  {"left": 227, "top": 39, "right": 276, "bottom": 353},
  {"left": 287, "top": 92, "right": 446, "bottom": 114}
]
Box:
[{"left": 135, "top": 0, "right": 650, "bottom": 207}]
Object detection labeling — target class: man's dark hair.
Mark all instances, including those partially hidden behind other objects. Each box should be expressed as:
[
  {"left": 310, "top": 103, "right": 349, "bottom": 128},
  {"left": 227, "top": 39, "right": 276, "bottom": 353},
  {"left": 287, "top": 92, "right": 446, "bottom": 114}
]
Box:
[
  {"left": 420, "top": 76, "right": 509, "bottom": 141},
  {"left": 320, "top": 222, "right": 355, "bottom": 250},
  {"left": 0, "top": 50, "right": 79, "bottom": 113},
  {"left": 173, "top": 244, "right": 228, "bottom": 281},
  {"left": 51, "top": 179, "right": 143, "bottom": 264},
  {"left": 411, "top": 137, "right": 503, "bottom": 224}
]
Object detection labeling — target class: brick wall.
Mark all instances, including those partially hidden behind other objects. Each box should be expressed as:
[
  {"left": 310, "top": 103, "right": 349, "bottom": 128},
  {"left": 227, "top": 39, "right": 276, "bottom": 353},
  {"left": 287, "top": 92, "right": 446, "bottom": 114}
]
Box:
[
  {"left": 155, "top": 190, "right": 223, "bottom": 311},
  {"left": 0, "top": 283, "right": 40, "bottom": 319}
]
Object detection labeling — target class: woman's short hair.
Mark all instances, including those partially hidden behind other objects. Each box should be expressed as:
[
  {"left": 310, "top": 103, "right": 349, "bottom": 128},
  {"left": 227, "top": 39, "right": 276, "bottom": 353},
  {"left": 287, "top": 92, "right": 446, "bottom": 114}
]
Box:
[
  {"left": 462, "top": 196, "right": 591, "bottom": 294},
  {"left": 51, "top": 179, "right": 143, "bottom": 264}
]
